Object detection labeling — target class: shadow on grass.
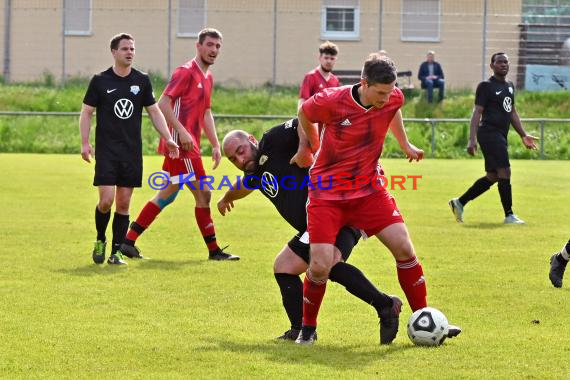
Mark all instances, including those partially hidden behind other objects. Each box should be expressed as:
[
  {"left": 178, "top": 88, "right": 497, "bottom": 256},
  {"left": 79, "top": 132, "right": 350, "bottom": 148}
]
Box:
[
  {"left": 136, "top": 258, "right": 205, "bottom": 271},
  {"left": 198, "top": 337, "right": 415, "bottom": 370},
  {"left": 462, "top": 222, "right": 504, "bottom": 230},
  {"left": 53, "top": 259, "right": 204, "bottom": 276}
]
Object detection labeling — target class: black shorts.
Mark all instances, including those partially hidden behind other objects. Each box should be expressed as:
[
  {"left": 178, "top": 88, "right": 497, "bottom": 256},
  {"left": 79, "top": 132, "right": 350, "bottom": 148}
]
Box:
[
  {"left": 287, "top": 226, "right": 361, "bottom": 264},
  {"left": 477, "top": 130, "right": 510, "bottom": 172},
  {"left": 93, "top": 158, "right": 143, "bottom": 187}
]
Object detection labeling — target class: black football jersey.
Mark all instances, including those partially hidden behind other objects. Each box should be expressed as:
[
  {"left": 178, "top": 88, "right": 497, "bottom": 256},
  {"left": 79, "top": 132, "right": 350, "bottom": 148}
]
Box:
[
  {"left": 475, "top": 76, "right": 515, "bottom": 136},
  {"left": 83, "top": 67, "right": 156, "bottom": 161},
  {"left": 245, "top": 119, "right": 309, "bottom": 232}
]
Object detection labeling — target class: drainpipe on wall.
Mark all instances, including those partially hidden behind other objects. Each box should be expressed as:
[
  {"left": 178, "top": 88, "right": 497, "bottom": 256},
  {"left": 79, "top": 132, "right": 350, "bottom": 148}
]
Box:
[
  {"left": 481, "top": 0, "right": 488, "bottom": 81},
  {"left": 378, "top": 0, "right": 383, "bottom": 51},
  {"left": 3, "top": 0, "right": 12, "bottom": 83},
  {"left": 167, "top": 0, "right": 172, "bottom": 78},
  {"left": 62, "top": 0, "right": 67, "bottom": 85},
  {"left": 272, "top": 0, "right": 277, "bottom": 87}
]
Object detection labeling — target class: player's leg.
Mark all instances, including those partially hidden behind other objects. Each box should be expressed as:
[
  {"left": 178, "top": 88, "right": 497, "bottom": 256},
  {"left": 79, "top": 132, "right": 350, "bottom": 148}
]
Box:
[
  {"left": 375, "top": 223, "right": 427, "bottom": 312},
  {"left": 107, "top": 186, "right": 134, "bottom": 265},
  {"left": 121, "top": 183, "right": 179, "bottom": 259},
  {"left": 497, "top": 166, "right": 520, "bottom": 223},
  {"left": 189, "top": 185, "right": 239, "bottom": 261},
  {"left": 450, "top": 135, "right": 498, "bottom": 222},
  {"left": 348, "top": 191, "right": 426, "bottom": 312},
  {"left": 328, "top": 226, "right": 401, "bottom": 344},
  {"left": 93, "top": 185, "right": 115, "bottom": 264},
  {"left": 120, "top": 157, "right": 182, "bottom": 259},
  {"left": 108, "top": 160, "right": 141, "bottom": 265},
  {"left": 549, "top": 239, "right": 570, "bottom": 288},
  {"left": 297, "top": 198, "right": 343, "bottom": 344},
  {"left": 187, "top": 157, "right": 238, "bottom": 261},
  {"left": 273, "top": 236, "right": 309, "bottom": 340},
  {"left": 91, "top": 158, "right": 119, "bottom": 264}
]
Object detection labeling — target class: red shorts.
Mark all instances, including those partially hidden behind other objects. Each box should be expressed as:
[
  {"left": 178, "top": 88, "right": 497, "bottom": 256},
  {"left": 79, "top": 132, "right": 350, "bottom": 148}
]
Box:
[
  {"left": 307, "top": 190, "right": 404, "bottom": 244},
  {"left": 162, "top": 156, "right": 206, "bottom": 184}
]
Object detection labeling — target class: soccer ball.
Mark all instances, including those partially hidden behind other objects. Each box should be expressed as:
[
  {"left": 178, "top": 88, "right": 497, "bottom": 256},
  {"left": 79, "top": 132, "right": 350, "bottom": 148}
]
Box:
[{"left": 407, "top": 307, "right": 449, "bottom": 346}]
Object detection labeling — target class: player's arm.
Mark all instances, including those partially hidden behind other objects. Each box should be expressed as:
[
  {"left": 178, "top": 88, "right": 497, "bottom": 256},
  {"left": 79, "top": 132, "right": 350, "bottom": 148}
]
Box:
[
  {"left": 290, "top": 107, "right": 319, "bottom": 167},
  {"left": 297, "top": 98, "right": 306, "bottom": 111},
  {"left": 79, "top": 103, "right": 95, "bottom": 163},
  {"left": 510, "top": 105, "right": 539, "bottom": 150},
  {"left": 217, "top": 179, "right": 255, "bottom": 216},
  {"left": 467, "top": 105, "right": 483, "bottom": 156},
  {"left": 203, "top": 108, "right": 222, "bottom": 170},
  {"left": 157, "top": 94, "right": 194, "bottom": 152},
  {"left": 388, "top": 109, "right": 424, "bottom": 162},
  {"left": 146, "top": 103, "right": 179, "bottom": 159}
]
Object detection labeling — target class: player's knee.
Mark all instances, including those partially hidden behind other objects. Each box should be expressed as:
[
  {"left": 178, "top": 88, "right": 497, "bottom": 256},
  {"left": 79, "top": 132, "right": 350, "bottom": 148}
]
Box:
[
  {"left": 115, "top": 203, "right": 130, "bottom": 214},
  {"left": 154, "top": 191, "right": 178, "bottom": 209},
  {"left": 309, "top": 261, "right": 331, "bottom": 279},
  {"left": 195, "top": 189, "right": 212, "bottom": 207},
  {"left": 273, "top": 255, "right": 285, "bottom": 273},
  {"left": 391, "top": 240, "right": 415, "bottom": 261},
  {"left": 486, "top": 173, "right": 498, "bottom": 183},
  {"left": 98, "top": 199, "right": 113, "bottom": 213}
]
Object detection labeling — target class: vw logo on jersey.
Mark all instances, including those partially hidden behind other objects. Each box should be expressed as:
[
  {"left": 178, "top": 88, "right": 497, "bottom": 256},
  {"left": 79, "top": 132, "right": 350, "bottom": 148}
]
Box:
[
  {"left": 114, "top": 98, "right": 134, "bottom": 119},
  {"left": 261, "top": 171, "right": 279, "bottom": 198},
  {"left": 503, "top": 97, "right": 512, "bottom": 112}
]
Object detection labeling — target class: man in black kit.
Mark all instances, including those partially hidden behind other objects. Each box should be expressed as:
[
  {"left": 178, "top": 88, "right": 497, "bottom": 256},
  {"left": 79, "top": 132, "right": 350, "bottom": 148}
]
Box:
[
  {"left": 80, "top": 33, "right": 179, "bottom": 265},
  {"left": 218, "top": 119, "right": 401, "bottom": 345},
  {"left": 449, "top": 53, "right": 538, "bottom": 225}
]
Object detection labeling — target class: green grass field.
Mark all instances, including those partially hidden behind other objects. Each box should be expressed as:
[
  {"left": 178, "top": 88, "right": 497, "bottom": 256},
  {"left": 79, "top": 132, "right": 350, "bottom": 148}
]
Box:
[{"left": 0, "top": 154, "right": 568, "bottom": 379}]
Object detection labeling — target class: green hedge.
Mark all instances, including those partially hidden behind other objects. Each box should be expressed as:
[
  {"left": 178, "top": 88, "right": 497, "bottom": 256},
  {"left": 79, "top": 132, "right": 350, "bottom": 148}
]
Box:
[{"left": 0, "top": 81, "right": 568, "bottom": 159}]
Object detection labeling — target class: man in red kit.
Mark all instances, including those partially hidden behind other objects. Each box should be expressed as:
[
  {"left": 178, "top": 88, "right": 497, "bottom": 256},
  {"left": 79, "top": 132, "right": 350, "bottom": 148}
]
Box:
[
  {"left": 291, "top": 53, "right": 461, "bottom": 344},
  {"left": 119, "top": 28, "right": 239, "bottom": 262},
  {"left": 298, "top": 41, "right": 340, "bottom": 111}
]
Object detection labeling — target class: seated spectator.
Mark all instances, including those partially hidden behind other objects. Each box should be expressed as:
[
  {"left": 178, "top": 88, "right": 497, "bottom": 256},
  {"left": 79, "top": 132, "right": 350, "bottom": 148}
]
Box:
[{"left": 418, "top": 50, "right": 445, "bottom": 102}]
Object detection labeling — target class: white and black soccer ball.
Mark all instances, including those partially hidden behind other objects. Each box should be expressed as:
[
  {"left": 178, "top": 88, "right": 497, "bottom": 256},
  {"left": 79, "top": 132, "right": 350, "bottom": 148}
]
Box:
[{"left": 407, "top": 307, "right": 449, "bottom": 346}]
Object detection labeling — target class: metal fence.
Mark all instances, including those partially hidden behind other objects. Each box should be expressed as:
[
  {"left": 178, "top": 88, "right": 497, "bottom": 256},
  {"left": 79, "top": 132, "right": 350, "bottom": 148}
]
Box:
[{"left": 0, "top": 111, "right": 567, "bottom": 159}]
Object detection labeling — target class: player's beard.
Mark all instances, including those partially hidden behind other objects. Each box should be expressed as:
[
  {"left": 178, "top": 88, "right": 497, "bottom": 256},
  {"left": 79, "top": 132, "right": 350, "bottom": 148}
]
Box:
[
  {"left": 320, "top": 65, "right": 332, "bottom": 73},
  {"left": 199, "top": 54, "right": 215, "bottom": 68},
  {"left": 244, "top": 160, "right": 257, "bottom": 173}
]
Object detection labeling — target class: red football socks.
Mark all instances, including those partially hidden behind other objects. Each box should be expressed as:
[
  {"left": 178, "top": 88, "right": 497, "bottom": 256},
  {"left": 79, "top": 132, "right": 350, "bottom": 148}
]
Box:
[
  {"left": 195, "top": 207, "right": 219, "bottom": 251},
  {"left": 396, "top": 256, "right": 428, "bottom": 311},
  {"left": 125, "top": 202, "right": 161, "bottom": 241},
  {"left": 302, "top": 271, "right": 327, "bottom": 327}
]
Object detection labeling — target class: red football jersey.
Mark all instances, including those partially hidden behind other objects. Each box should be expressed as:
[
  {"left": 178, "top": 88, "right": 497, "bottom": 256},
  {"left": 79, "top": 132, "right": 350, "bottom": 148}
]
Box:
[
  {"left": 302, "top": 85, "right": 404, "bottom": 200},
  {"left": 299, "top": 68, "right": 340, "bottom": 100},
  {"left": 158, "top": 59, "right": 213, "bottom": 159}
]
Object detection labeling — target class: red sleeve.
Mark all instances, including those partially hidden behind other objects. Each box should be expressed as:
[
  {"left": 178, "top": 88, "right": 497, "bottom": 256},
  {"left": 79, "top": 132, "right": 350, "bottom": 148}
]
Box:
[
  {"left": 299, "top": 74, "right": 313, "bottom": 99},
  {"left": 301, "top": 90, "right": 333, "bottom": 123},
  {"left": 164, "top": 67, "right": 192, "bottom": 99}
]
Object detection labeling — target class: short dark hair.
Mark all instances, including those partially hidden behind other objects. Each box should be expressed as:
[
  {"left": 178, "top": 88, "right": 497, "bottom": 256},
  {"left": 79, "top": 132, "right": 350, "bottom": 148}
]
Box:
[
  {"left": 198, "top": 28, "right": 223, "bottom": 44},
  {"left": 361, "top": 53, "right": 397, "bottom": 85},
  {"left": 319, "top": 41, "right": 338, "bottom": 56},
  {"left": 491, "top": 52, "right": 507, "bottom": 64},
  {"left": 110, "top": 33, "right": 134, "bottom": 51}
]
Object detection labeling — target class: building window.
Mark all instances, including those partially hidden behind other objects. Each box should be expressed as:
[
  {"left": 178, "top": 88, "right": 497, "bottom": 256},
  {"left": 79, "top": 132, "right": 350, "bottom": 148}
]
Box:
[
  {"left": 178, "top": 0, "right": 206, "bottom": 37},
  {"left": 321, "top": 0, "right": 360, "bottom": 40},
  {"left": 401, "top": 0, "right": 440, "bottom": 42},
  {"left": 64, "top": 0, "right": 91, "bottom": 36}
]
